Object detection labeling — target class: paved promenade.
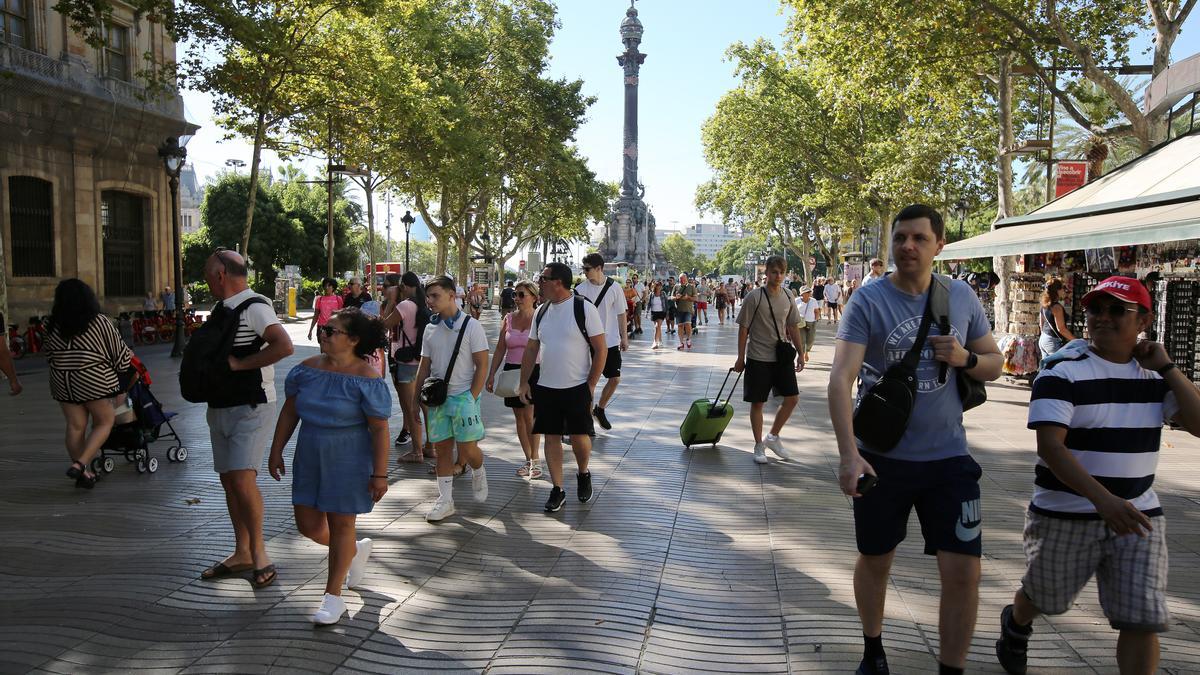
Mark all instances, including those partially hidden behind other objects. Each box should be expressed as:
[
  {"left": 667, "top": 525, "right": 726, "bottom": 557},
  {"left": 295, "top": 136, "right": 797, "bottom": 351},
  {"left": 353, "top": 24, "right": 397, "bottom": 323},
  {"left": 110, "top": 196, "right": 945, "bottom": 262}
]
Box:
[{"left": 2, "top": 310, "right": 1198, "bottom": 673}]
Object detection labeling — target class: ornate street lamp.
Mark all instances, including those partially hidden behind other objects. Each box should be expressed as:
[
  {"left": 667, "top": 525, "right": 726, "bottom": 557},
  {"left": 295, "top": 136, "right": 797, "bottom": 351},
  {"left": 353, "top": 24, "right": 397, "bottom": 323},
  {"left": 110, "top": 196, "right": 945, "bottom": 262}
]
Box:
[
  {"left": 158, "top": 136, "right": 189, "bottom": 358},
  {"left": 400, "top": 210, "right": 416, "bottom": 273}
]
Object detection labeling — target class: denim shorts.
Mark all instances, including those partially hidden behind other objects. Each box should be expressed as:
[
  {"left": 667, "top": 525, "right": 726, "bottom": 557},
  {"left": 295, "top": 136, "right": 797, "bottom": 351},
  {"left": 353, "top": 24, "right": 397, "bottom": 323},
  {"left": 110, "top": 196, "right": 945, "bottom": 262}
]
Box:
[
  {"left": 391, "top": 363, "right": 418, "bottom": 386},
  {"left": 675, "top": 312, "right": 693, "bottom": 325}
]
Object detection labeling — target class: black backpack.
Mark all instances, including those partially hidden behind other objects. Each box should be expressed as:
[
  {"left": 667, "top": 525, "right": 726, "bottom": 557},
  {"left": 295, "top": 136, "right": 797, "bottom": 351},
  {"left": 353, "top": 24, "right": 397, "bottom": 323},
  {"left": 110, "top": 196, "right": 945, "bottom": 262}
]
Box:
[
  {"left": 180, "top": 296, "right": 269, "bottom": 405},
  {"left": 500, "top": 287, "right": 515, "bottom": 308}
]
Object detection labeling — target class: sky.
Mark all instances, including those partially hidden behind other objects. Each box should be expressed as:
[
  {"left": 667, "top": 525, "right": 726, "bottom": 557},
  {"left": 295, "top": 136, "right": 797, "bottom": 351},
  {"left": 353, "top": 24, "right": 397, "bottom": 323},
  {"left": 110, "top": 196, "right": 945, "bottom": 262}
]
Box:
[{"left": 180, "top": 1, "right": 1200, "bottom": 254}]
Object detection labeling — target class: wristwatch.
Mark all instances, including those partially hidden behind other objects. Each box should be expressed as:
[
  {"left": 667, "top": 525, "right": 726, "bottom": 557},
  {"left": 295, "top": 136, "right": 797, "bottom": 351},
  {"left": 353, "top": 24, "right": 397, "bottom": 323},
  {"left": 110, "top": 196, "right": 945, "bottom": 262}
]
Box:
[
  {"left": 1156, "top": 362, "right": 1177, "bottom": 376},
  {"left": 964, "top": 351, "right": 979, "bottom": 370}
]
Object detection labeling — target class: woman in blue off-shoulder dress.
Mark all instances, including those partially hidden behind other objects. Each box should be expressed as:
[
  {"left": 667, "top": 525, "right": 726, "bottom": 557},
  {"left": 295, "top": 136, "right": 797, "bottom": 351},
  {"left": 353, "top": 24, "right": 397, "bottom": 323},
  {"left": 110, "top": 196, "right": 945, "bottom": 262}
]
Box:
[{"left": 268, "top": 308, "right": 392, "bottom": 626}]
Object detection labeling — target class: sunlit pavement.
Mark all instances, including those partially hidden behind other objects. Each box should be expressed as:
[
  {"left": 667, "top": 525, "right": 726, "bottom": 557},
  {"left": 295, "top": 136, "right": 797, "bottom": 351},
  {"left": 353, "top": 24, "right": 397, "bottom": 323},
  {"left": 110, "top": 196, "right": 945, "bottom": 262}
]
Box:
[{"left": 3, "top": 311, "right": 1198, "bottom": 673}]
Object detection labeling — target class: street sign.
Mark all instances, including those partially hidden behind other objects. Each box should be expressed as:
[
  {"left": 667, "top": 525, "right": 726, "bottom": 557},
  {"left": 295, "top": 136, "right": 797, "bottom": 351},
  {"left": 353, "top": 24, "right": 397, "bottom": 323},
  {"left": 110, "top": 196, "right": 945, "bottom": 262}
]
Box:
[{"left": 519, "top": 259, "right": 526, "bottom": 269}]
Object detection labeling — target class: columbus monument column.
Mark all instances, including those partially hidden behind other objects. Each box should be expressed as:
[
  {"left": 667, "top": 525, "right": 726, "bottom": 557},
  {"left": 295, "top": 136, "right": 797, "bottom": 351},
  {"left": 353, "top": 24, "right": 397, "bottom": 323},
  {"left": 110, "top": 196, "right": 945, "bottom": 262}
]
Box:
[{"left": 599, "top": 0, "right": 662, "bottom": 272}]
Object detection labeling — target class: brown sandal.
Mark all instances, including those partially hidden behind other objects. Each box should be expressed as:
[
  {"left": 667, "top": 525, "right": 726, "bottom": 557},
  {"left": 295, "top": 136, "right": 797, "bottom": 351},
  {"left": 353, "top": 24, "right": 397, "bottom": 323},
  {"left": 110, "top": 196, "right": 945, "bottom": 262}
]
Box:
[{"left": 251, "top": 564, "right": 277, "bottom": 589}]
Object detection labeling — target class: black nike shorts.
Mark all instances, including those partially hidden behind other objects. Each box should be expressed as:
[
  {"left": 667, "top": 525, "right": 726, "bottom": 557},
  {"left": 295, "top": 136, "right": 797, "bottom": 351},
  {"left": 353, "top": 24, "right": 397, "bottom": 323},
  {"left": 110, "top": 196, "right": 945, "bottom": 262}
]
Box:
[{"left": 853, "top": 452, "right": 983, "bottom": 557}]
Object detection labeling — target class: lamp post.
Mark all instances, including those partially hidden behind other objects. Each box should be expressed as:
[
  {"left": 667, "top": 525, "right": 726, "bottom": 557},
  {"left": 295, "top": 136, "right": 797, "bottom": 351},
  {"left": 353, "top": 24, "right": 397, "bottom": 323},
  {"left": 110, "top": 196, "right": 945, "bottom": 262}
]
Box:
[
  {"left": 859, "top": 225, "right": 869, "bottom": 278},
  {"left": 400, "top": 210, "right": 415, "bottom": 273},
  {"left": 158, "top": 136, "right": 189, "bottom": 358},
  {"left": 952, "top": 198, "right": 969, "bottom": 241}
]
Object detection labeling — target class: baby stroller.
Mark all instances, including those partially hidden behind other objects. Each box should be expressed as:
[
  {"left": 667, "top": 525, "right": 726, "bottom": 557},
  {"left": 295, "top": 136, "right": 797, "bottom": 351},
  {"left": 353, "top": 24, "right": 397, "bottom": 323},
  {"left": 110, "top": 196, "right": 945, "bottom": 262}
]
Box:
[{"left": 93, "top": 356, "right": 188, "bottom": 476}]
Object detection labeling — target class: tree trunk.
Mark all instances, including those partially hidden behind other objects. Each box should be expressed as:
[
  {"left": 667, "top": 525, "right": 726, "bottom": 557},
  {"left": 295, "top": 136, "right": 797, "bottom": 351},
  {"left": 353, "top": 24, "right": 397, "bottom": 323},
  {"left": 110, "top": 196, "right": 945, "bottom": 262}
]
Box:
[
  {"left": 877, "top": 209, "right": 891, "bottom": 269},
  {"left": 456, "top": 234, "right": 471, "bottom": 289},
  {"left": 364, "top": 178, "right": 375, "bottom": 299},
  {"left": 994, "top": 52, "right": 1017, "bottom": 332},
  {"left": 240, "top": 109, "right": 267, "bottom": 256},
  {"left": 435, "top": 236, "right": 448, "bottom": 276}
]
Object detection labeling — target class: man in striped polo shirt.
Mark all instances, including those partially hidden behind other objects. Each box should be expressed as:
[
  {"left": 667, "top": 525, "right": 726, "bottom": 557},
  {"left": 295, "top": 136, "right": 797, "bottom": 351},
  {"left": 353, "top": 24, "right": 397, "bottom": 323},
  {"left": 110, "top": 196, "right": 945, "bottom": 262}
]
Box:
[{"left": 995, "top": 276, "right": 1200, "bottom": 674}]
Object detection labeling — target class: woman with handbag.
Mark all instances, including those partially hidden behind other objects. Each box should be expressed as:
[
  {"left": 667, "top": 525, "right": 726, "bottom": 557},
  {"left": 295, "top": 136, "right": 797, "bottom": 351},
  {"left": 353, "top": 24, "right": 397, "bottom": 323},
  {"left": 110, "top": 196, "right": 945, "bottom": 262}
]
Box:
[
  {"left": 485, "top": 279, "right": 543, "bottom": 479},
  {"left": 381, "top": 272, "right": 428, "bottom": 463}
]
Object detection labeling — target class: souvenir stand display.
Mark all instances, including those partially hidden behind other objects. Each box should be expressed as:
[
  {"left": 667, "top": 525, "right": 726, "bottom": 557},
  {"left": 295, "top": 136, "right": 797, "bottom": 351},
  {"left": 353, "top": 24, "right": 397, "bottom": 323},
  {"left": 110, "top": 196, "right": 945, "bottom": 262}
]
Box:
[
  {"left": 990, "top": 240, "right": 1200, "bottom": 384},
  {"left": 995, "top": 273, "right": 1045, "bottom": 378}
]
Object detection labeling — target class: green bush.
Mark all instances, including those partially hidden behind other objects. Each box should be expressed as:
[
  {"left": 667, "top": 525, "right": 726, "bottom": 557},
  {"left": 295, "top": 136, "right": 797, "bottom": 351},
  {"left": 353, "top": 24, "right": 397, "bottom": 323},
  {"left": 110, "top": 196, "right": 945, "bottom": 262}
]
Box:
[
  {"left": 189, "top": 282, "right": 212, "bottom": 306},
  {"left": 298, "top": 278, "right": 325, "bottom": 306}
]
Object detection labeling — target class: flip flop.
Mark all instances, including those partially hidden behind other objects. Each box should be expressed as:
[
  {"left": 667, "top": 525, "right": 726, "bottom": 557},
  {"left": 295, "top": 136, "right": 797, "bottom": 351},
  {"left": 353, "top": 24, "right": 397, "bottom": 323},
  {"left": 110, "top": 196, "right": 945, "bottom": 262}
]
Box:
[
  {"left": 200, "top": 561, "right": 253, "bottom": 580},
  {"left": 251, "top": 564, "right": 277, "bottom": 589},
  {"left": 398, "top": 450, "right": 425, "bottom": 464}
]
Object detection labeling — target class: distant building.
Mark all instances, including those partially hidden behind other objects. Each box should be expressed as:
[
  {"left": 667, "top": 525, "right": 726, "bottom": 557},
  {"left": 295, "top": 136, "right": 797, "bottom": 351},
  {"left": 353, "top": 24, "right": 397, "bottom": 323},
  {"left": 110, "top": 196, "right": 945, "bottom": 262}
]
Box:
[
  {"left": 180, "top": 166, "right": 202, "bottom": 235},
  {"left": 1, "top": 7, "right": 198, "bottom": 319},
  {"left": 655, "top": 223, "right": 739, "bottom": 259}
]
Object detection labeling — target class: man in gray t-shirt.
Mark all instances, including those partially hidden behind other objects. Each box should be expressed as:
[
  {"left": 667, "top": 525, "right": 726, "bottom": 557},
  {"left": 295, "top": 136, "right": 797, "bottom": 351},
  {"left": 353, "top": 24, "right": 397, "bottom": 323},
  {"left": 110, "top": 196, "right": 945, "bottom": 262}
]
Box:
[
  {"left": 734, "top": 255, "right": 805, "bottom": 465},
  {"left": 827, "top": 205, "right": 1003, "bottom": 675}
]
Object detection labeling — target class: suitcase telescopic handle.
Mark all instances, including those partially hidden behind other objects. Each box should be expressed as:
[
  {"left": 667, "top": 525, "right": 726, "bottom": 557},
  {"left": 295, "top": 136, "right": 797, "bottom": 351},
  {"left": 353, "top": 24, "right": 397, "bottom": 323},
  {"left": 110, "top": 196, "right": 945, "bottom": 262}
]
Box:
[{"left": 712, "top": 367, "right": 743, "bottom": 412}]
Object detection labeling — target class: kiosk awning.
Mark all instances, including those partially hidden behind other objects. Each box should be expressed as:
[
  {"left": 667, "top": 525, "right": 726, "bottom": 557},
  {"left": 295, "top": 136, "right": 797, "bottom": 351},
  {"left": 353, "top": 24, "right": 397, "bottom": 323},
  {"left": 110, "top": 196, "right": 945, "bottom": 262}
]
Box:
[
  {"left": 938, "top": 200, "right": 1200, "bottom": 259},
  {"left": 937, "top": 132, "right": 1200, "bottom": 260}
]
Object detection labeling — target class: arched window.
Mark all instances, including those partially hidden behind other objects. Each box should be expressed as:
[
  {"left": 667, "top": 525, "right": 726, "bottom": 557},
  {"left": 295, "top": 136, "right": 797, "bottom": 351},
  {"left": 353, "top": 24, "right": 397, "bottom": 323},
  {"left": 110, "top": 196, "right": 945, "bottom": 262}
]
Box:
[
  {"left": 101, "top": 190, "right": 146, "bottom": 296},
  {"left": 7, "top": 176, "right": 54, "bottom": 277}
]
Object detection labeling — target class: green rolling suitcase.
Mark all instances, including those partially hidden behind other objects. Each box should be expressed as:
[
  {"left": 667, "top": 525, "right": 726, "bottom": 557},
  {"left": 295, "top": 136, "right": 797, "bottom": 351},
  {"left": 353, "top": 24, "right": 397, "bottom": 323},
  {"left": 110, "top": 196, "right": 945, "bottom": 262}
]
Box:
[{"left": 680, "top": 368, "right": 742, "bottom": 449}]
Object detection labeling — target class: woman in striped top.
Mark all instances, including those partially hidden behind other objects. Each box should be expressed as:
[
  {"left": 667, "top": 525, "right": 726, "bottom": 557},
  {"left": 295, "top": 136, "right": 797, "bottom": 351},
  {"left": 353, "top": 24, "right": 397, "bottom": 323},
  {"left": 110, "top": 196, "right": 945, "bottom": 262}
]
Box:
[{"left": 44, "top": 279, "right": 132, "bottom": 488}]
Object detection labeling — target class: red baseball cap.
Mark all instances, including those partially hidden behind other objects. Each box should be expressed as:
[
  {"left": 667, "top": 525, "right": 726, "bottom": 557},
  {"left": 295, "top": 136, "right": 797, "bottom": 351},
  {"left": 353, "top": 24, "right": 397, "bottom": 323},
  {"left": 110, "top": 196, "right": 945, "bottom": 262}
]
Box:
[{"left": 1081, "top": 276, "right": 1152, "bottom": 312}]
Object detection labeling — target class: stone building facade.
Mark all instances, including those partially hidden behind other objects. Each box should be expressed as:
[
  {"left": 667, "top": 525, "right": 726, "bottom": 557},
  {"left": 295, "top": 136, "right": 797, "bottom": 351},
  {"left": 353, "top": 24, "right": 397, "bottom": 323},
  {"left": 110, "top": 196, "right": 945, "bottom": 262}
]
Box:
[{"left": 0, "top": 1, "right": 197, "bottom": 323}]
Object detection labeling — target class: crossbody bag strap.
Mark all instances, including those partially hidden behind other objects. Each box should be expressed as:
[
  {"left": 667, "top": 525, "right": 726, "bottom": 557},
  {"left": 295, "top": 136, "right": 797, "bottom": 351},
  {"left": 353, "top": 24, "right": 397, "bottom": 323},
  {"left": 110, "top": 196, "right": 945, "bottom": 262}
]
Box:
[
  {"left": 900, "top": 278, "right": 937, "bottom": 372},
  {"left": 442, "top": 316, "right": 471, "bottom": 384}
]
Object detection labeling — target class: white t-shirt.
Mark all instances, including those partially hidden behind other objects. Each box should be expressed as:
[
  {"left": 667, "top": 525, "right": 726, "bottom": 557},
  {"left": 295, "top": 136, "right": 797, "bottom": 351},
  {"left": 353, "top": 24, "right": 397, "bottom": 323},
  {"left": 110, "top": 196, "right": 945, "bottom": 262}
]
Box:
[
  {"left": 796, "top": 297, "right": 820, "bottom": 323},
  {"left": 221, "top": 288, "right": 282, "bottom": 403},
  {"left": 861, "top": 273, "right": 883, "bottom": 287},
  {"left": 824, "top": 283, "right": 841, "bottom": 303},
  {"left": 420, "top": 314, "right": 489, "bottom": 397},
  {"left": 634, "top": 282, "right": 646, "bottom": 301},
  {"left": 530, "top": 297, "right": 605, "bottom": 389},
  {"left": 649, "top": 294, "right": 665, "bottom": 312},
  {"left": 575, "top": 278, "right": 624, "bottom": 349}
]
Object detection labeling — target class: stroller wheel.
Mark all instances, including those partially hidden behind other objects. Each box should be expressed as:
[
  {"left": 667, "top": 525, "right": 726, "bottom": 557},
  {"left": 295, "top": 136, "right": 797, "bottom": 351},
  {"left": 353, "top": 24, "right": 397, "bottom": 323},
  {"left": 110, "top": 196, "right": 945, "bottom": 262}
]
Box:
[
  {"left": 135, "top": 448, "right": 148, "bottom": 462},
  {"left": 136, "top": 459, "right": 147, "bottom": 474},
  {"left": 102, "top": 457, "right": 116, "bottom": 474},
  {"left": 147, "top": 457, "right": 159, "bottom": 473},
  {"left": 167, "top": 447, "right": 177, "bottom": 462},
  {"left": 90, "top": 457, "right": 104, "bottom": 475},
  {"left": 176, "top": 447, "right": 188, "bottom": 462}
]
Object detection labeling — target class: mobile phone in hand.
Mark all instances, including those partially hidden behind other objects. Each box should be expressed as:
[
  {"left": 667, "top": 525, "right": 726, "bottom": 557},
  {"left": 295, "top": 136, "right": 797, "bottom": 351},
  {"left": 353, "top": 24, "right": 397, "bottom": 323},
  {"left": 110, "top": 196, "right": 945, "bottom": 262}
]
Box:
[{"left": 857, "top": 473, "right": 878, "bottom": 495}]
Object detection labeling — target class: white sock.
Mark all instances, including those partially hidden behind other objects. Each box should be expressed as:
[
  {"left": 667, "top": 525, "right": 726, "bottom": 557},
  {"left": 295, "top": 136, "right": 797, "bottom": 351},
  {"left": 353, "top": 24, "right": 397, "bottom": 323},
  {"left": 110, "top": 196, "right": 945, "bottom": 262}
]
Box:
[
  {"left": 472, "top": 465, "right": 486, "bottom": 480},
  {"left": 766, "top": 433, "right": 779, "bottom": 441},
  {"left": 437, "top": 476, "right": 453, "bottom": 501}
]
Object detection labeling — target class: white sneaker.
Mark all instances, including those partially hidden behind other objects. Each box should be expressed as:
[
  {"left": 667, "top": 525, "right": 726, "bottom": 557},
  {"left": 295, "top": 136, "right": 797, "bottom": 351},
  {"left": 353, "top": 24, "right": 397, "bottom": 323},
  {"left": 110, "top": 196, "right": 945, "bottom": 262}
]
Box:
[
  {"left": 471, "top": 466, "right": 489, "bottom": 502},
  {"left": 426, "top": 498, "right": 456, "bottom": 522},
  {"left": 764, "top": 434, "right": 791, "bottom": 460},
  {"left": 346, "top": 538, "right": 372, "bottom": 589},
  {"left": 312, "top": 593, "right": 345, "bottom": 625},
  {"left": 753, "top": 442, "right": 768, "bottom": 464}
]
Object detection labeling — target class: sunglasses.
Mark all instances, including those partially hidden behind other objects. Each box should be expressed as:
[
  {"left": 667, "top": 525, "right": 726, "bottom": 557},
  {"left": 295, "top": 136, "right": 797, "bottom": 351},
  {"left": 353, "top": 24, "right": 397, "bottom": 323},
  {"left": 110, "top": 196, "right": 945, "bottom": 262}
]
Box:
[
  {"left": 538, "top": 275, "right": 559, "bottom": 284},
  {"left": 318, "top": 325, "right": 348, "bottom": 337},
  {"left": 1085, "top": 303, "right": 1141, "bottom": 318}
]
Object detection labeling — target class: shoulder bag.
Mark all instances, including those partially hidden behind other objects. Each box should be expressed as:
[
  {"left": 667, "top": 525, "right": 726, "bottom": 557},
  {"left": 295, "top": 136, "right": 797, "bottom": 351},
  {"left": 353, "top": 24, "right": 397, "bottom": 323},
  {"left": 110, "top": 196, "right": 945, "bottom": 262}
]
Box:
[
  {"left": 420, "top": 316, "right": 471, "bottom": 407},
  {"left": 931, "top": 275, "right": 987, "bottom": 412},
  {"left": 493, "top": 315, "right": 522, "bottom": 398},
  {"left": 852, "top": 281, "right": 935, "bottom": 453}
]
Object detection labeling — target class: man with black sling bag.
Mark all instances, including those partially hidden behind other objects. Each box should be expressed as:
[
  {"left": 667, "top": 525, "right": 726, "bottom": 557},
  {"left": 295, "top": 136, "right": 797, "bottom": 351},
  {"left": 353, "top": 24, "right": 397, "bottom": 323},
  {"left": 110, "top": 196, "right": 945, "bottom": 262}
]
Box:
[{"left": 828, "top": 205, "right": 1003, "bottom": 675}]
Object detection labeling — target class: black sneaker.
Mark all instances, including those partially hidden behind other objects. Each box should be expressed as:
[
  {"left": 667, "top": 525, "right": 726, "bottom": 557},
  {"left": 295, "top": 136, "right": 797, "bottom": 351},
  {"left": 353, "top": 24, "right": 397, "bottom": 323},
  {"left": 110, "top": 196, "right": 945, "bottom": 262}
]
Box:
[
  {"left": 577, "top": 471, "right": 593, "bottom": 503},
  {"left": 545, "top": 486, "right": 566, "bottom": 512},
  {"left": 995, "top": 604, "right": 1031, "bottom": 674},
  {"left": 855, "top": 654, "right": 889, "bottom": 675},
  {"left": 593, "top": 406, "right": 612, "bottom": 430},
  {"left": 394, "top": 429, "right": 411, "bottom": 447}
]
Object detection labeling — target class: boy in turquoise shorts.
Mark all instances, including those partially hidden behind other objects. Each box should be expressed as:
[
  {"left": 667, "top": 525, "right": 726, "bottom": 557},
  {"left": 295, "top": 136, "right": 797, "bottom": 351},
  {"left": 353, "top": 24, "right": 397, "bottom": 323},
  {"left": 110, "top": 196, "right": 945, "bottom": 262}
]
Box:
[{"left": 416, "top": 276, "right": 491, "bottom": 522}]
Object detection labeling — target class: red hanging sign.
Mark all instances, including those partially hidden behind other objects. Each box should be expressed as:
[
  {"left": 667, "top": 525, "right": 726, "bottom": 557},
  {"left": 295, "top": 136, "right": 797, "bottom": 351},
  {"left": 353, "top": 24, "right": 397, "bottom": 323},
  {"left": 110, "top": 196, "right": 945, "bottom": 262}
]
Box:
[{"left": 1055, "top": 161, "right": 1089, "bottom": 198}]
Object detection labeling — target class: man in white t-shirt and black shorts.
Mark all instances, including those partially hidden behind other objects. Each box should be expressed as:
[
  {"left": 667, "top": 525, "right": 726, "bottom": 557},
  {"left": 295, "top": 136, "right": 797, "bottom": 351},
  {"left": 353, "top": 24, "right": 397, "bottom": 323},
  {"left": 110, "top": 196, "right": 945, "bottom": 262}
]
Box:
[
  {"left": 575, "top": 253, "right": 627, "bottom": 432},
  {"left": 520, "top": 262, "right": 607, "bottom": 513}
]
